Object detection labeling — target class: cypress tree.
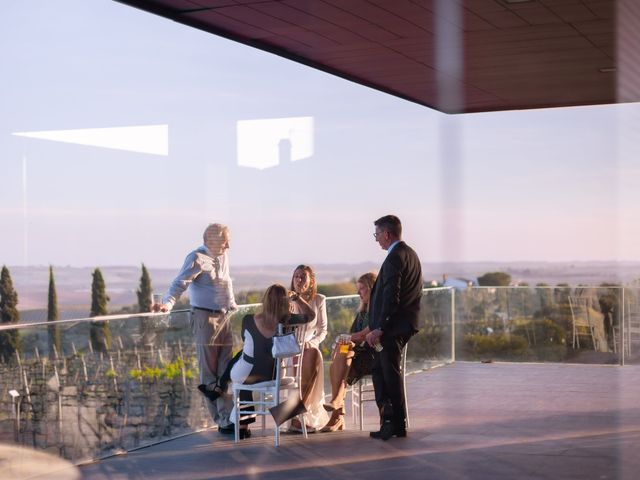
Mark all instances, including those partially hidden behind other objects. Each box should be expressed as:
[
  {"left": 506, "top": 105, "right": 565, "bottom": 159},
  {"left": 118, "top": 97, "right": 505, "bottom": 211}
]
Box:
[
  {"left": 136, "top": 263, "right": 156, "bottom": 345},
  {"left": 89, "top": 268, "right": 111, "bottom": 352},
  {"left": 47, "top": 265, "right": 62, "bottom": 357},
  {"left": 136, "top": 263, "right": 153, "bottom": 313},
  {"left": 0, "top": 265, "right": 21, "bottom": 362}
]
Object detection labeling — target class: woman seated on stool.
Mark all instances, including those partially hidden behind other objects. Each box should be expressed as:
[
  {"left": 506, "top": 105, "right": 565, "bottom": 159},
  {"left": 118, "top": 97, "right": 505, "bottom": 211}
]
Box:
[
  {"left": 229, "top": 283, "right": 315, "bottom": 438},
  {"left": 321, "top": 272, "right": 377, "bottom": 432}
]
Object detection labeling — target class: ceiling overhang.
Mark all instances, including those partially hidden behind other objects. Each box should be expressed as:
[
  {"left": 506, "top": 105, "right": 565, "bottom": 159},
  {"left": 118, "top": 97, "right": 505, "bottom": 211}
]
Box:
[{"left": 115, "top": 0, "right": 629, "bottom": 114}]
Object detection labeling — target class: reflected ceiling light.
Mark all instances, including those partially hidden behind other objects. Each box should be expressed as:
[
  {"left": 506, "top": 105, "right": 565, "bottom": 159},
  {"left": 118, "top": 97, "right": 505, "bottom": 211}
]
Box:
[
  {"left": 236, "top": 116, "right": 314, "bottom": 170},
  {"left": 11, "top": 125, "right": 169, "bottom": 155},
  {"left": 598, "top": 67, "right": 617, "bottom": 73}
]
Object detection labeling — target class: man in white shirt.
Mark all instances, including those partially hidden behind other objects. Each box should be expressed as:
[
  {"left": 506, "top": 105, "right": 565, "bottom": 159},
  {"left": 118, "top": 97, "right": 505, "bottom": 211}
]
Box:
[{"left": 155, "top": 223, "right": 238, "bottom": 434}]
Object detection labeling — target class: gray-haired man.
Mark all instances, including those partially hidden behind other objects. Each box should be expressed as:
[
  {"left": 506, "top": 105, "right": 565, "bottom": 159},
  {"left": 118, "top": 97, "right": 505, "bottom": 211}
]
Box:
[{"left": 155, "top": 223, "right": 237, "bottom": 434}]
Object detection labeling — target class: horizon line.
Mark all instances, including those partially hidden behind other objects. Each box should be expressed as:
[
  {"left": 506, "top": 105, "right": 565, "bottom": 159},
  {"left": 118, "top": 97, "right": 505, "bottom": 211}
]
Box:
[{"left": 4, "top": 259, "right": 640, "bottom": 270}]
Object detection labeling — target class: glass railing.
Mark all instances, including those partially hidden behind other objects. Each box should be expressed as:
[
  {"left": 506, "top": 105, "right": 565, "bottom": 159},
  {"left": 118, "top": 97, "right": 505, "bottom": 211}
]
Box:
[
  {"left": 324, "top": 287, "right": 454, "bottom": 373},
  {"left": 1, "top": 286, "right": 638, "bottom": 463},
  {"left": 451, "top": 286, "right": 639, "bottom": 366},
  {"left": 0, "top": 306, "right": 260, "bottom": 464}
]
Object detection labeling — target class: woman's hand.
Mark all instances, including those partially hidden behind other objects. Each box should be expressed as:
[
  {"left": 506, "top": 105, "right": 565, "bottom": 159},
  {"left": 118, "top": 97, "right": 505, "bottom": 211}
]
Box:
[
  {"left": 292, "top": 294, "right": 316, "bottom": 321},
  {"left": 350, "top": 331, "right": 364, "bottom": 344}
]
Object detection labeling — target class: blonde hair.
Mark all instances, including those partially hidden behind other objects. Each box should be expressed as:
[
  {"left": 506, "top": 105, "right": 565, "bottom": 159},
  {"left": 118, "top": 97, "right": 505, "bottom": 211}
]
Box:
[
  {"left": 357, "top": 272, "right": 377, "bottom": 312},
  {"left": 290, "top": 265, "right": 317, "bottom": 302},
  {"left": 260, "top": 284, "right": 290, "bottom": 330}
]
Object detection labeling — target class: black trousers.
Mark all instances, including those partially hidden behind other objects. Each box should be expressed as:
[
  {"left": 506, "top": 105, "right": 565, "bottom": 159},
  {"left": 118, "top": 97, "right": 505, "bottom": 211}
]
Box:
[{"left": 371, "top": 332, "right": 412, "bottom": 428}]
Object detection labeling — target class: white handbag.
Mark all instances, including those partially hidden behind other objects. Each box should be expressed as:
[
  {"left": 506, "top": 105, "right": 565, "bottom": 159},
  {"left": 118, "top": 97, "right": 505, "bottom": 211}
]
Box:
[{"left": 272, "top": 331, "right": 301, "bottom": 358}]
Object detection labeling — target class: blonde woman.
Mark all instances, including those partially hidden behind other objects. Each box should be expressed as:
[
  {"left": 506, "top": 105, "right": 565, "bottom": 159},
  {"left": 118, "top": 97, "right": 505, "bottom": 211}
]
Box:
[
  {"left": 289, "top": 265, "right": 329, "bottom": 432},
  {"left": 322, "top": 272, "right": 377, "bottom": 432},
  {"left": 227, "top": 284, "right": 315, "bottom": 438}
]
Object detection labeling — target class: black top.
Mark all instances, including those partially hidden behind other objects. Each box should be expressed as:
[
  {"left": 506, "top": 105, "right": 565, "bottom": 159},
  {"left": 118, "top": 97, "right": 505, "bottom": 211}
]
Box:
[
  {"left": 350, "top": 311, "right": 368, "bottom": 333},
  {"left": 240, "top": 312, "right": 309, "bottom": 383}
]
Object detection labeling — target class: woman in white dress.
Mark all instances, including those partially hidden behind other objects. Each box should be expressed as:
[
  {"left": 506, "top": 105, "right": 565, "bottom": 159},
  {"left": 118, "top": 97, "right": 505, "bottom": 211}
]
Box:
[{"left": 289, "top": 265, "right": 329, "bottom": 431}]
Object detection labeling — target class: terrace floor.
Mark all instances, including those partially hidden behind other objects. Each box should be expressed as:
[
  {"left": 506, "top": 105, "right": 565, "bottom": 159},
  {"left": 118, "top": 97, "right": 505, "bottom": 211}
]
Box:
[{"left": 10, "top": 361, "right": 640, "bottom": 480}]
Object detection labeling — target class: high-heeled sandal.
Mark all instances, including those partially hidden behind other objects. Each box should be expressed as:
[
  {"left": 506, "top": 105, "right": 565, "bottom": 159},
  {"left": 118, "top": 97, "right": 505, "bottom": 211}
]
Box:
[{"left": 320, "top": 409, "right": 345, "bottom": 432}]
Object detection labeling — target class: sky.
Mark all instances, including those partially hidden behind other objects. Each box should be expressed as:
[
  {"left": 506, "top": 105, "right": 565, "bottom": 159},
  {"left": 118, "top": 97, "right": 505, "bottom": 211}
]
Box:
[{"left": 0, "top": 0, "right": 638, "bottom": 269}]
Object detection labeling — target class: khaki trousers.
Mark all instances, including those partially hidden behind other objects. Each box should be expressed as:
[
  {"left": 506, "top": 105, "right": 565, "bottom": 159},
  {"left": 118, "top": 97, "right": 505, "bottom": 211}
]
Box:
[{"left": 191, "top": 308, "right": 233, "bottom": 428}]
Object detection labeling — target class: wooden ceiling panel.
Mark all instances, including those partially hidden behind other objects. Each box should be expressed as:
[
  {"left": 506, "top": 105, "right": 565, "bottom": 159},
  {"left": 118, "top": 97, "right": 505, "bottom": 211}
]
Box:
[
  {"left": 465, "top": 0, "right": 507, "bottom": 14},
  {"left": 548, "top": 3, "right": 599, "bottom": 22},
  {"left": 463, "top": 10, "right": 500, "bottom": 31},
  {"left": 183, "top": 9, "right": 273, "bottom": 40},
  {"left": 320, "top": 0, "right": 429, "bottom": 38},
  {"left": 369, "top": 0, "right": 436, "bottom": 32},
  {"left": 116, "top": 0, "right": 626, "bottom": 113},
  {"left": 584, "top": 1, "right": 616, "bottom": 18},
  {"left": 572, "top": 18, "right": 613, "bottom": 35},
  {"left": 475, "top": 10, "right": 530, "bottom": 28},
  {"left": 506, "top": 3, "right": 565, "bottom": 25},
  {"left": 188, "top": 0, "right": 236, "bottom": 7}
]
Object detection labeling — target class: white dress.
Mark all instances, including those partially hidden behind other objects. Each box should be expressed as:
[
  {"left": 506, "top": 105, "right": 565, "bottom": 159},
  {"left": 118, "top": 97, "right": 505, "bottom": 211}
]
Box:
[{"left": 292, "top": 294, "right": 329, "bottom": 429}]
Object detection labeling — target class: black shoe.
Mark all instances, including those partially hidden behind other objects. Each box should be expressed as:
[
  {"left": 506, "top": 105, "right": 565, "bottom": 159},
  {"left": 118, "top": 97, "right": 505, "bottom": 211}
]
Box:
[
  {"left": 239, "top": 428, "right": 252, "bottom": 440},
  {"left": 218, "top": 425, "right": 235, "bottom": 435},
  {"left": 198, "top": 383, "right": 223, "bottom": 402},
  {"left": 370, "top": 423, "right": 407, "bottom": 440}
]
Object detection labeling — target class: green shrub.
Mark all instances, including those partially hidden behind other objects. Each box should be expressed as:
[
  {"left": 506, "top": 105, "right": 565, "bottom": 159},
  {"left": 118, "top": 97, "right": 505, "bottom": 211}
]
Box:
[
  {"left": 463, "top": 333, "right": 528, "bottom": 359},
  {"left": 512, "top": 318, "right": 566, "bottom": 347},
  {"left": 409, "top": 324, "right": 449, "bottom": 359},
  {"left": 511, "top": 318, "right": 567, "bottom": 361},
  {"left": 128, "top": 357, "right": 197, "bottom": 382}
]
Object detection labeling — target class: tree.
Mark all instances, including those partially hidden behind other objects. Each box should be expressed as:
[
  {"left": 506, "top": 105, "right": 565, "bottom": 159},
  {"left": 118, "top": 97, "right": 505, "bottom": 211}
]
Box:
[
  {"left": 136, "top": 263, "right": 153, "bottom": 313},
  {"left": 89, "top": 268, "right": 111, "bottom": 352},
  {"left": 136, "top": 263, "right": 156, "bottom": 345},
  {"left": 0, "top": 266, "right": 20, "bottom": 362},
  {"left": 47, "top": 266, "right": 62, "bottom": 357},
  {"left": 317, "top": 282, "right": 357, "bottom": 296},
  {"left": 477, "top": 272, "right": 512, "bottom": 287}
]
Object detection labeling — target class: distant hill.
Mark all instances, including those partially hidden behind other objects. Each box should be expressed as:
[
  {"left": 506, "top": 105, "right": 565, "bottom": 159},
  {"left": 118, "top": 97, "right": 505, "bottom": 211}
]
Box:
[{"left": 7, "top": 262, "right": 639, "bottom": 321}]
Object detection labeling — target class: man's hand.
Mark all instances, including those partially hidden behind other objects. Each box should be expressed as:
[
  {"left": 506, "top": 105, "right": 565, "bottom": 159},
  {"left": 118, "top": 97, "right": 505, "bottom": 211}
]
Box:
[
  {"left": 152, "top": 303, "right": 170, "bottom": 313},
  {"left": 366, "top": 329, "right": 383, "bottom": 348}
]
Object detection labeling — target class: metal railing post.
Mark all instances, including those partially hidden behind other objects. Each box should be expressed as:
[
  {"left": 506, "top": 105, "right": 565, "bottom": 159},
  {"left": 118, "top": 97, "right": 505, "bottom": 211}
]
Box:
[
  {"left": 620, "top": 287, "right": 625, "bottom": 366},
  {"left": 451, "top": 288, "right": 456, "bottom": 363}
]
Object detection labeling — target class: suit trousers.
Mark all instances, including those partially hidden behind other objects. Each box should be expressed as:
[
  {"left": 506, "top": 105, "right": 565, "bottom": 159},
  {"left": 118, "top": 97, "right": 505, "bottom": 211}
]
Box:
[
  {"left": 371, "top": 332, "right": 412, "bottom": 428},
  {"left": 191, "top": 308, "right": 233, "bottom": 428}
]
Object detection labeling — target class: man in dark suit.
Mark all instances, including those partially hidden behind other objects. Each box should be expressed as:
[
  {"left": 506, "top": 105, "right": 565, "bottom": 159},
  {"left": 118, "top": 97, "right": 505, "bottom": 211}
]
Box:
[{"left": 366, "top": 215, "right": 423, "bottom": 440}]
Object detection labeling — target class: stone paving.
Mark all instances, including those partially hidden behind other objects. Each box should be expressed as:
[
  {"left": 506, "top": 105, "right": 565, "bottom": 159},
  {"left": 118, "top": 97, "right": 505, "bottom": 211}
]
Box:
[{"left": 77, "top": 362, "right": 640, "bottom": 480}]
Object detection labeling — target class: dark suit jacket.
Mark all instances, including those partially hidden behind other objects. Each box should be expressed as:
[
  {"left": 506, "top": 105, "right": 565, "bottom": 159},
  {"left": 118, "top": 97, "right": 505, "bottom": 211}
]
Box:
[{"left": 369, "top": 241, "right": 423, "bottom": 338}]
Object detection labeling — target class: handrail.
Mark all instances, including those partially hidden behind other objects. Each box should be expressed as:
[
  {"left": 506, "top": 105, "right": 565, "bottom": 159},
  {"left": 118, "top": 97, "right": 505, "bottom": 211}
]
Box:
[
  {"left": 10, "top": 285, "right": 630, "bottom": 333},
  {"left": 0, "top": 302, "right": 268, "bottom": 332},
  {"left": 1, "top": 291, "right": 455, "bottom": 332},
  {"left": 0, "top": 309, "right": 189, "bottom": 331}
]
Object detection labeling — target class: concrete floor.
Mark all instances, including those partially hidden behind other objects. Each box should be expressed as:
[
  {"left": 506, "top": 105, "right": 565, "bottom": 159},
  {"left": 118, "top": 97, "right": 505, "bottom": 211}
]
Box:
[{"left": 76, "top": 362, "right": 640, "bottom": 480}]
